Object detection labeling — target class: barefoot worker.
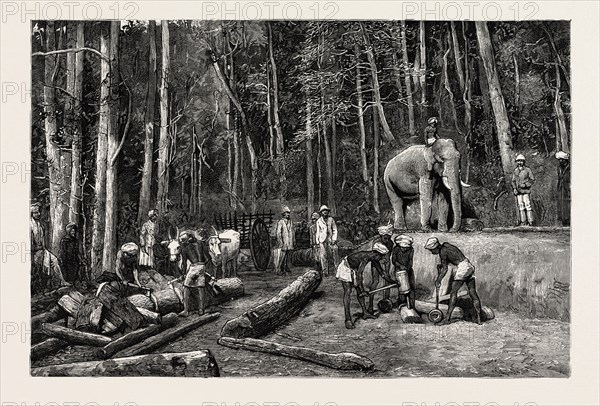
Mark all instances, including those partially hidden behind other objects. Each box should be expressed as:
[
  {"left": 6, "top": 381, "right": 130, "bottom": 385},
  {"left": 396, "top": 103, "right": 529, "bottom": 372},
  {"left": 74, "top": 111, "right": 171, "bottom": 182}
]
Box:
[
  {"left": 391, "top": 234, "right": 415, "bottom": 309},
  {"left": 424, "top": 237, "right": 483, "bottom": 325},
  {"left": 336, "top": 242, "right": 396, "bottom": 329}
]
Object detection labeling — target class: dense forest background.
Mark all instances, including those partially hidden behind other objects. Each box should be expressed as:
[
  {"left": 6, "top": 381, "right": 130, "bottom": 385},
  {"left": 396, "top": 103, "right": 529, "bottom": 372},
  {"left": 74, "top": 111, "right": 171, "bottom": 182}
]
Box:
[{"left": 31, "top": 20, "right": 570, "bottom": 278}]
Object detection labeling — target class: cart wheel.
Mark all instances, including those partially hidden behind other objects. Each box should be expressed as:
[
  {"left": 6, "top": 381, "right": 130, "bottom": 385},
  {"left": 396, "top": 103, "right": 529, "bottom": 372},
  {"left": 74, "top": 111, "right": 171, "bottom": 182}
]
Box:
[
  {"left": 378, "top": 299, "right": 393, "bottom": 313},
  {"left": 250, "top": 218, "right": 271, "bottom": 272}
]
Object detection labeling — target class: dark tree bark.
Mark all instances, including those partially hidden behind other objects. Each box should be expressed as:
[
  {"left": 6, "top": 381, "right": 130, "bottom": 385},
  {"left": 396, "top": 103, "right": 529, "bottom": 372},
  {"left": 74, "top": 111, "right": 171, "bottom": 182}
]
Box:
[
  {"left": 399, "top": 21, "right": 416, "bottom": 137},
  {"left": 101, "top": 21, "right": 121, "bottom": 273},
  {"left": 156, "top": 20, "right": 171, "bottom": 212},
  {"left": 355, "top": 41, "right": 370, "bottom": 204},
  {"left": 138, "top": 20, "right": 157, "bottom": 225},
  {"left": 475, "top": 22, "right": 516, "bottom": 184}
]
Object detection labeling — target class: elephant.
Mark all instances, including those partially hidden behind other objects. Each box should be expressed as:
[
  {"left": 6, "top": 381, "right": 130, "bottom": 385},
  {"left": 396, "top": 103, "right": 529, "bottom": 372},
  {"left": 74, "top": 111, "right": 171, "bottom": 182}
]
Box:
[{"left": 383, "top": 139, "right": 470, "bottom": 232}]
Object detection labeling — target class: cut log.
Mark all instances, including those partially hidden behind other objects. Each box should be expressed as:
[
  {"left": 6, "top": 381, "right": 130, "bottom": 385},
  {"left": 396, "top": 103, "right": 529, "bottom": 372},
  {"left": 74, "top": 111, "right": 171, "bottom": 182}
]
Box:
[
  {"left": 31, "top": 350, "right": 220, "bottom": 377},
  {"left": 128, "top": 294, "right": 155, "bottom": 311},
  {"left": 31, "top": 286, "right": 75, "bottom": 314},
  {"left": 399, "top": 305, "right": 422, "bottom": 323},
  {"left": 218, "top": 336, "right": 373, "bottom": 371},
  {"left": 413, "top": 300, "right": 464, "bottom": 321},
  {"left": 97, "top": 283, "right": 144, "bottom": 330},
  {"left": 97, "top": 313, "right": 178, "bottom": 359},
  {"left": 169, "top": 277, "right": 245, "bottom": 311},
  {"left": 138, "top": 269, "right": 170, "bottom": 290},
  {"left": 57, "top": 293, "right": 84, "bottom": 317},
  {"left": 31, "top": 337, "right": 69, "bottom": 362},
  {"left": 89, "top": 304, "right": 103, "bottom": 329},
  {"left": 221, "top": 270, "right": 321, "bottom": 338},
  {"left": 152, "top": 287, "right": 182, "bottom": 314},
  {"left": 32, "top": 305, "right": 66, "bottom": 330},
  {"left": 75, "top": 297, "right": 103, "bottom": 331},
  {"left": 41, "top": 323, "right": 112, "bottom": 346},
  {"left": 101, "top": 319, "right": 120, "bottom": 335},
  {"left": 136, "top": 307, "right": 161, "bottom": 325},
  {"left": 114, "top": 312, "right": 221, "bottom": 358},
  {"left": 289, "top": 248, "right": 316, "bottom": 267}
]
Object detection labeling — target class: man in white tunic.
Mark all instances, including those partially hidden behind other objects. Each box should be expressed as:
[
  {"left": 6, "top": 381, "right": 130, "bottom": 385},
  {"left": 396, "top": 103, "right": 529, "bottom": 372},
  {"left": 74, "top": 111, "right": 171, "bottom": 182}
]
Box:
[{"left": 275, "top": 206, "right": 295, "bottom": 275}]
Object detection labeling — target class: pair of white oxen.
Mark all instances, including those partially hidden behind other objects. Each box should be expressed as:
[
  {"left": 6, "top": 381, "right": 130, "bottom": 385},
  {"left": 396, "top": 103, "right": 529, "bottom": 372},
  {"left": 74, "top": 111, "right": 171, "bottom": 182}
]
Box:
[{"left": 162, "top": 229, "right": 241, "bottom": 279}]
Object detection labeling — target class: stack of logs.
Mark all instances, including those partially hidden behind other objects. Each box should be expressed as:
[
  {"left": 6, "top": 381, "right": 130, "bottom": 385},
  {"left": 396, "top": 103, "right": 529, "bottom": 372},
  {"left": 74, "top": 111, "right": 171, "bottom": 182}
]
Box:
[{"left": 31, "top": 270, "right": 244, "bottom": 377}]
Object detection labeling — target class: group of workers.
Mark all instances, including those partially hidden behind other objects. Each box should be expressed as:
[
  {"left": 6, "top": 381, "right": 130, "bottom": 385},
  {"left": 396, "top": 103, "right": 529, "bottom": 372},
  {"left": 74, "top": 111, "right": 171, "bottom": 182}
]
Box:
[{"left": 336, "top": 227, "right": 484, "bottom": 329}]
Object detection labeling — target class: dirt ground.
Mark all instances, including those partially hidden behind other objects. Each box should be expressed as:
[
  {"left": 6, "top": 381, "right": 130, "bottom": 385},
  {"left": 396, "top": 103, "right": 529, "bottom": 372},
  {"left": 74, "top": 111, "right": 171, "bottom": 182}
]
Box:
[{"left": 35, "top": 266, "right": 570, "bottom": 377}]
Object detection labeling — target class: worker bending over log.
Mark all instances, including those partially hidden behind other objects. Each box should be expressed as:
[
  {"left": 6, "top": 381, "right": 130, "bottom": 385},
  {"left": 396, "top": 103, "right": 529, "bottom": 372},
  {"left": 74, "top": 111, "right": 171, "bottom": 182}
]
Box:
[
  {"left": 424, "top": 237, "right": 483, "bottom": 325},
  {"left": 336, "top": 243, "right": 396, "bottom": 329}
]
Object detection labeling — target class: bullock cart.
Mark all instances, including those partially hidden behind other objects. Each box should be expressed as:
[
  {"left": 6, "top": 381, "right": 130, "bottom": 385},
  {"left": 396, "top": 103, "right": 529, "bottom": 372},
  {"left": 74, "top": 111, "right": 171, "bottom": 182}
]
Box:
[{"left": 215, "top": 211, "right": 274, "bottom": 272}]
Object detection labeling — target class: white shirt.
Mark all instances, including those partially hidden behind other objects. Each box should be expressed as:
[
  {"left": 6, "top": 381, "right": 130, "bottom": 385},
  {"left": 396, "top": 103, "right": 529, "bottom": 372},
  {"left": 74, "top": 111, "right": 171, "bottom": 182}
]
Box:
[{"left": 316, "top": 216, "right": 337, "bottom": 244}]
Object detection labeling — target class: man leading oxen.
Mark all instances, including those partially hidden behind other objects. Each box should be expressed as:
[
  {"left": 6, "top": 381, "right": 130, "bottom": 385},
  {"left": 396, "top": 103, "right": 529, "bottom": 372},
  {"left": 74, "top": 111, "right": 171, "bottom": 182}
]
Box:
[{"left": 163, "top": 227, "right": 241, "bottom": 280}]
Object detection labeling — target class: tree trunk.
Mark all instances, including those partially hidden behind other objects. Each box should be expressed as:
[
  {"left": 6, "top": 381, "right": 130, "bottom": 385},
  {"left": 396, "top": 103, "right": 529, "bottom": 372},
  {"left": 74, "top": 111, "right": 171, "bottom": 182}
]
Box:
[
  {"left": 221, "top": 270, "right": 321, "bottom": 338},
  {"left": 513, "top": 54, "right": 520, "bottom": 110},
  {"left": 331, "top": 116, "right": 337, "bottom": 187},
  {"left": 101, "top": 21, "right": 121, "bottom": 274},
  {"left": 355, "top": 42, "right": 370, "bottom": 204},
  {"left": 97, "top": 313, "right": 178, "bottom": 359},
  {"left": 32, "top": 305, "right": 66, "bottom": 331},
  {"left": 41, "top": 323, "right": 112, "bottom": 346},
  {"left": 31, "top": 338, "right": 69, "bottom": 362},
  {"left": 475, "top": 22, "right": 515, "bottom": 184},
  {"left": 463, "top": 22, "right": 473, "bottom": 181},
  {"left": 91, "top": 23, "right": 111, "bottom": 277},
  {"left": 443, "top": 31, "right": 463, "bottom": 135},
  {"left": 372, "top": 108, "right": 380, "bottom": 214},
  {"left": 209, "top": 50, "right": 257, "bottom": 212},
  {"left": 114, "top": 312, "right": 220, "bottom": 358},
  {"left": 218, "top": 337, "right": 374, "bottom": 371},
  {"left": 156, "top": 21, "right": 170, "bottom": 213},
  {"left": 44, "top": 21, "right": 71, "bottom": 255},
  {"left": 413, "top": 300, "right": 464, "bottom": 321},
  {"left": 392, "top": 52, "right": 405, "bottom": 127},
  {"left": 554, "top": 63, "right": 569, "bottom": 153},
  {"left": 67, "top": 22, "right": 84, "bottom": 227},
  {"left": 360, "top": 23, "right": 394, "bottom": 142},
  {"left": 397, "top": 21, "right": 416, "bottom": 138},
  {"left": 305, "top": 94, "right": 315, "bottom": 221},
  {"left": 477, "top": 57, "right": 494, "bottom": 158},
  {"left": 138, "top": 20, "right": 157, "bottom": 225},
  {"left": 268, "top": 22, "right": 287, "bottom": 200},
  {"left": 419, "top": 21, "right": 427, "bottom": 107},
  {"left": 31, "top": 350, "right": 220, "bottom": 377}
]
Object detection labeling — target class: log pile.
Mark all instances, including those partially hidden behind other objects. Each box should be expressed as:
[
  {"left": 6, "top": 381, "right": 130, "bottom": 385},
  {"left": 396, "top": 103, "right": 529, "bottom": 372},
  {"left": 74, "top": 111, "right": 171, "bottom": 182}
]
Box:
[{"left": 30, "top": 270, "right": 237, "bottom": 370}]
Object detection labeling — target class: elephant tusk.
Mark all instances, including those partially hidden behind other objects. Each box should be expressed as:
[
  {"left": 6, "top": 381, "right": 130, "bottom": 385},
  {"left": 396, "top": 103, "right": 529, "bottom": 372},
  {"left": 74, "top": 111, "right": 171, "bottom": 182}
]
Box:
[
  {"left": 442, "top": 176, "right": 452, "bottom": 190},
  {"left": 461, "top": 180, "right": 471, "bottom": 188}
]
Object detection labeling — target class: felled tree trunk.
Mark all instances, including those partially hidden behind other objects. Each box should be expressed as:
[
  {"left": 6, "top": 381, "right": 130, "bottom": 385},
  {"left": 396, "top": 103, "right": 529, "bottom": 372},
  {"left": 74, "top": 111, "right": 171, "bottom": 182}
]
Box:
[
  {"left": 218, "top": 336, "right": 373, "bottom": 371},
  {"left": 168, "top": 277, "right": 244, "bottom": 312},
  {"left": 114, "top": 312, "right": 220, "bottom": 358},
  {"left": 31, "top": 338, "right": 69, "bottom": 362},
  {"left": 289, "top": 249, "right": 316, "bottom": 267},
  {"left": 97, "top": 313, "right": 178, "bottom": 359},
  {"left": 413, "top": 300, "right": 464, "bottom": 321},
  {"left": 31, "top": 286, "right": 74, "bottom": 314},
  {"left": 32, "top": 305, "right": 65, "bottom": 330},
  {"left": 97, "top": 283, "right": 144, "bottom": 330},
  {"left": 31, "top": 350, "right": 220, "bottom": 377},
  {"left": 221, "top": 270, "right": 321, "bottom": 338},
  {"left": 41, "top": 323, "right": 112, "bottom": 346}
]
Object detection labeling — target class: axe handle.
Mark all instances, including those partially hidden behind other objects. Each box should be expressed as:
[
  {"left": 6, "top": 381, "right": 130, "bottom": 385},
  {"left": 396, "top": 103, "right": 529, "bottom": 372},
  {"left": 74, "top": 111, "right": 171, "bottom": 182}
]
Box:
[{"left": 367, "top": 283, "right": 399, "bottom": 296}]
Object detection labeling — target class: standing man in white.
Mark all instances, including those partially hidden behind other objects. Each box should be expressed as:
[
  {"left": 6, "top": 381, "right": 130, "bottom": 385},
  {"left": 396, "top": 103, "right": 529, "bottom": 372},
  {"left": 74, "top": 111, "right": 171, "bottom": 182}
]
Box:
[{"left": 316, "top": 205, "right": 339, "bottom": 276}]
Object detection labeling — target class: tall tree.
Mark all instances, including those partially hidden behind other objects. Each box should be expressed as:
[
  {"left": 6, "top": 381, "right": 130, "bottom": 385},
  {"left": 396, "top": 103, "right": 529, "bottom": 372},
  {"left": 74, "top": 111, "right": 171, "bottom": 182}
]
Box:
[
  {"left": 475, "top": 21, "right": 515, "bottom": 184},
  {"left": 419, "top": 21, "right": 427, "bottom": 107},
  {"left": 399, "top": 21, "right": 415, "bottom": 137},
  {"left": 66, "top": 22, "right": 84, "bottom": 228},
  {"left": 305, "top": 90, "right": 315, "bottom": 221},
  {"left": 156, "top": 21, "right": 171, "bottom": 212},
  {"left": 372, "top": 107, "right": 380, "bottom": 214},
  {"left": 101, "top": 21, "right": 121, "bottom": 272},
  {"left": 553, "top": 62, "right": 569, "bottom": 153},
  {"left": 268, "top": 22, "right": 287, "bottom": 200},
  {"left": 91, "top": 22, "right": 110, "bottom": 276},
  {"left": 355, "top": 41, "right": 370, "bottom": 204},
  {"left": 360, "top": 22, "right": 394, "bottom": 142},
  {"left": 138, "top": 20, "right": 157, "bottom": 225},
  {"left": 43, "top": 22, "right": 71, "bottom": 255}
]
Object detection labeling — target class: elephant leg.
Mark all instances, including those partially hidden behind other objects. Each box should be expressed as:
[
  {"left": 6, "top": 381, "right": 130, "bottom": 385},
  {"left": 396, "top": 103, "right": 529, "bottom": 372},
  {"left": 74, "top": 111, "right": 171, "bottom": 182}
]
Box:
[
  {"left": 418, "top": 178, "right": 434, "bottom": 230},
  {"left": 437, "top": 192, "right": 449, "bottom": 232},
  {"left": 385, "top": 178, "right": 406, "bottom": 230}
]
